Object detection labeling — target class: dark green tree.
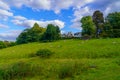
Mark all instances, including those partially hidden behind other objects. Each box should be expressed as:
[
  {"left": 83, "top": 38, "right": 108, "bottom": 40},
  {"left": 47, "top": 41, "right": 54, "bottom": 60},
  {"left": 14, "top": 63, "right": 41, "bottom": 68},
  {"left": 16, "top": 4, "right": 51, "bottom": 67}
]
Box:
[
  {"left": 42, "top": 24, "right": 61, "bottom": 41},
  {"left": 106, "top": 12, "right": 120, "bottom": 37},
  {"left": 28, "top": 23, "right": 46, "bottom": 42},
  {"left": 81, "top": 16, "right": 95, "bottom": 37},
  {"left": 16, "top": 23, "right": 46, "bottom": 44},
  {"left": 103, "top": 21, "right": 113, "bottom": 37},
  {"left": 0, "top": 41, "right": 7, "bottom": 49},
  {"left": 92, "top": 10, "right": 104, "bottom": 38},
  {"left": 55, "top": 26, "right": 61, "bottom": 40},
  {"left": 16, "top": 29, "right": 30, "bottom": 44}
]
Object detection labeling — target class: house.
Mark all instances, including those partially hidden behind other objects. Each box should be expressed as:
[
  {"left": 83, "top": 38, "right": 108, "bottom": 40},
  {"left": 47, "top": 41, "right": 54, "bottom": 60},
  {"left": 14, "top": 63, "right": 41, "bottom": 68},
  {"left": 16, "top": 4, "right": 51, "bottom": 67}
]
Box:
[
  {"left": 61, "top": 33, "right": 67, "bottom": 38},
  {"left": 67, "top": 32, "right": 74, "bottom": 38},
  {"left": 61, "top": 32, "right": 74, "bottom": 38},
  {"left": 74, "top": 32, "right": 81, "bottom": 38}
]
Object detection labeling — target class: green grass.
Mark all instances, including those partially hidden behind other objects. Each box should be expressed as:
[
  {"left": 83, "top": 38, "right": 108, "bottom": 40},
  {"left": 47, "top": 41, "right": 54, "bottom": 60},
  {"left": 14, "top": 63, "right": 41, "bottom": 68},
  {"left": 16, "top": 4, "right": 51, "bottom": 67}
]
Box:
[{"left": 0, "top": 38, "right": 120, "bottom": 80}]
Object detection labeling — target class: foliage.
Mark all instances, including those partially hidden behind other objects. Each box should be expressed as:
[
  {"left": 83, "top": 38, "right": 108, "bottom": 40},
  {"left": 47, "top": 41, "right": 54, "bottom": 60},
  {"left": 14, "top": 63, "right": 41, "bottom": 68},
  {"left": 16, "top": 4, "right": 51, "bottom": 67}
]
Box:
[
  {"left": 16, "top": 23, "right": 46, "bottom": 44},
  {"left": 106, "top": 12, "right": 120, "bottom": 37},
  {"left": 58, "top": 64, "right": 75, "bottom": 79},
  {"left": 36, "top": 49, "right": 54, "bottom": 58},
  {"left": 58, "top": 62, "right": 88, "bottom": 79},
  {"left": 0, "top": 61, "right": 42, "bottom": 80},
  {"left": 102, "top": 22, "right": 113, "bottom": 37},
  {"left": 81, "top": 16, "right": 95, "bottom": 37},
  {"left": 0, "top": 41, "right": 7, "bottom": 49},
  {"left": 0, "top": 62, "right": 32, "bottom": 80},
  {"left": 0, "top": 41, "right": 16, "bottom": 49},
  {"left": 42, "top": 24, "right": 61, "bottom": 41},
  {"left": 92, "top": 10, "right": 104, "bottom": 38}
]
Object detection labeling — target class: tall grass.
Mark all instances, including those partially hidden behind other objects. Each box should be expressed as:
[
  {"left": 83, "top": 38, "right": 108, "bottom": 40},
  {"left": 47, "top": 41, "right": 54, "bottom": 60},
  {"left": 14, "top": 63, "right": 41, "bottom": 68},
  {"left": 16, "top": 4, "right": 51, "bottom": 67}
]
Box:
[{"left": 0, "top": 61, "right": 42, "bottom": 80}]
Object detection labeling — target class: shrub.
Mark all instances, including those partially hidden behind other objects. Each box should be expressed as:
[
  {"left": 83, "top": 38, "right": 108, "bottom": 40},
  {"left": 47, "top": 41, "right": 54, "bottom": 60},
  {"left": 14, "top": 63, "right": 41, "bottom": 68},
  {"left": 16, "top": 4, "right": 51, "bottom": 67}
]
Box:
[
  {"left": 113, "top": 29, "right": 120, "bottom": 38},
  {"left": 81, "top": 34, "right": 91, "bottom": 40},
  {"left": 57, "top": 62, "right": 89, "bottom": 79},
  {"left": 58, "top": 64, "right": 74, "bottom": 79},
  {"left": 0, "top": 41, "right": 7, "bottom": 49},
  {"left": 9, "top": 62, "right": 31, "bottom": 78},
  {"left": 0, "top": 61, "right": 40, "bottom": 80},
  {"left": 36, "top": 49, "right": 54, "bottom": 58}
]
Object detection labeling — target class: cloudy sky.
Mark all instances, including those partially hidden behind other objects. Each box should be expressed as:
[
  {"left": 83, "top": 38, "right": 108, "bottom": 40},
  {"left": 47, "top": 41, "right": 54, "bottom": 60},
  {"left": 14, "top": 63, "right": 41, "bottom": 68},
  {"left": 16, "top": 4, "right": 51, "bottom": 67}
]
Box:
[{"left": 0, "top": 0, "right": 120, "bottom": 41}]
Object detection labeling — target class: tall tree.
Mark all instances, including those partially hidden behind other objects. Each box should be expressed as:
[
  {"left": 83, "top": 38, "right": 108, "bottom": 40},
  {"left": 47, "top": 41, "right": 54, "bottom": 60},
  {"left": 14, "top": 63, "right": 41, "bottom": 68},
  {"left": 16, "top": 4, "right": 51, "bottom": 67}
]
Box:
[
  {"left": 16, "top": 29, "right": 30, "bottom": 44},
  {"left": 16, "top": 23, "right": 46, "bottom": 44},
  {"left": 0, "top": 41, "right": 7, "bottom": 49},
  {"left": 42, "top": 24, "right": 61, "bottom": 41},
  {"left": 106, "top": 12, "right": 120, "bottom": 37},
  {"left": 29, "top": 23, "right": 46, "bottom": 42},
  {"left": 56, "top": 26, "right": 61, "bottom": 39},
  {"left": 103, "top": 21, "right": 113, "bottom": 37},
  {"left": 81, "top": 16, "right": 95, "bottom": 37},
  {"left": 92, "top": 10, "right": 104, "bottom": 38}
]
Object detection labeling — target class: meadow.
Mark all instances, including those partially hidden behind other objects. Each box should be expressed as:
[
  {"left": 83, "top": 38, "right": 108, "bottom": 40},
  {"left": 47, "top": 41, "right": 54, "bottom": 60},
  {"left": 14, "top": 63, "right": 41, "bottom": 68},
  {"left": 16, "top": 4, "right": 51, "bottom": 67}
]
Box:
[{"left": 0, "top": 38, "right": 120, "bottom": 80}]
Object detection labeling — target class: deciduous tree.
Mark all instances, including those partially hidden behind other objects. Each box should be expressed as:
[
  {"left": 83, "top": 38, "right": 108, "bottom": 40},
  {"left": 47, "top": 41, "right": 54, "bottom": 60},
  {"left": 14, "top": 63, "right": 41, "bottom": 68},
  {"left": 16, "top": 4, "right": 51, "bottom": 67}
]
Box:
[
  {"left": 42, "top": 24, "right": 61, "bottom": 41},
  {"left": 106, "top": 12, "right": 120, "bottom": 37},
  {"left": 92, "top": 10, "right": 104, "bottom": 38},
  {"left": 81, "top": 16, "right": 95, "bottom": 37}
]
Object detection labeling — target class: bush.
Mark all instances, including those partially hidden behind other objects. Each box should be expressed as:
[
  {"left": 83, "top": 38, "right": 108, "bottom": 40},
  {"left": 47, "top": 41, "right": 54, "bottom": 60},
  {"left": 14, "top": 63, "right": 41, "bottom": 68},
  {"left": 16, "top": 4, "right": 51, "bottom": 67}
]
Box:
[
  {"left": 0, "top": 41, "right": 7, "bottom": 49},
  {"left": 0, "top": 41, "right": 16, "bottom": 49},
  {"left": 36, "top": 49, "right": 54, "bottom": 58},
  {"left": 57, "top": 62, "right": 89, "bottom": 79},
  {"left": 81, "top": 34, "right": 91, "bottom": 40},
  {"left": 0, "top": 61, "right": 42, "bottom": 80},
  {"left": 0, "top": 62, "right": 32, "bottom": 80},
  {"left": 113, "top": 29, "right": 120, "bottom": 38},
  {"left": 58, "top": 64, "right": 74, "bottom": 79}
]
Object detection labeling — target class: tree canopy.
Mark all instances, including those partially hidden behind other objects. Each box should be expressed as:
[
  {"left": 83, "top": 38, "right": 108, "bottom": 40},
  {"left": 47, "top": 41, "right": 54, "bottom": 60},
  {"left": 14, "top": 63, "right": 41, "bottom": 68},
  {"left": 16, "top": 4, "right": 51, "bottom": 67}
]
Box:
[
  {"left": 16, "top": 23, "right": 46, "bottom": 44},
  {"left": 42, "top": 24, "right": 61, "bottom": 41},
  {"left": 92, "top": 10, "right": 104, "bottom": 38},
  {"left": 106, "top": 12, "right": 120, "bottom": 37},
  {"left": 81, "top": 16, "right": 95, "bottom": 37}
]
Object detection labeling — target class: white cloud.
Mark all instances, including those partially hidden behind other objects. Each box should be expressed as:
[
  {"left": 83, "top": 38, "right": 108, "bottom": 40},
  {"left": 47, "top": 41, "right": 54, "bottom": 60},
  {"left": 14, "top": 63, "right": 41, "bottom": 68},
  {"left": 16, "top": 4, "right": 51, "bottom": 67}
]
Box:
[
  {"left": 52, "top": 0, "right": 94, "bottom": 14},
  {"left": 14, "top": 16, "right": 27, "bottom": 20},
  {"left": 53, "top": 0, "right": 73, "bottom": 14},
  {"left": 4, "top": 0, "right": 27, "bottom": 8},
  {"left": 12, "top": 16, "right": 65, "bottom": 29},
  {"left": 4, "top": 0, "right": 51, "bottom": 10},
  {"left": 0, "top": 30, "right": 22, "bottom": 41},
  {"left": 27, "top": 0, "right": 51, "bottom": 10},
  {"left": 0, "top": 8, "right": 13, "bottom": 21},
  {"left": 104, "top": 1, "right": 120, "bottom": 16},
  {"left": 3, "top": 0, "right": 94, "bottom": 14},
  {"left": 71, "top": 7, "right": 93, "bottom": 30},
  {"left": 0, "top": 24, "right": 9, "bottom": 28},
  {"left": 0, "top": 9, "right": 13, "bottom": 16},
  {"left": 0, "top": 0, "right": 10, "bottom": 10}
]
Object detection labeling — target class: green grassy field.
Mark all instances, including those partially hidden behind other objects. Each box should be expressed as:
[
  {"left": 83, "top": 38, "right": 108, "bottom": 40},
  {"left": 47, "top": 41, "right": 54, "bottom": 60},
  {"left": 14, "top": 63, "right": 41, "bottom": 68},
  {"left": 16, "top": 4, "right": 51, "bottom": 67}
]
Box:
[{"left": 0, "top": 38, "right": 120, "bottom": 80}]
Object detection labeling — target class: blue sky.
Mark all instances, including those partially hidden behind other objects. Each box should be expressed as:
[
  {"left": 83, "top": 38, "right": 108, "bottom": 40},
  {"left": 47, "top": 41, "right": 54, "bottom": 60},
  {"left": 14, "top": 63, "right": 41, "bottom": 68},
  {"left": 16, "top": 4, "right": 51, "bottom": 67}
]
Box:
[{"left": 0, "top": 0, "right": 120, "bottom": 41}]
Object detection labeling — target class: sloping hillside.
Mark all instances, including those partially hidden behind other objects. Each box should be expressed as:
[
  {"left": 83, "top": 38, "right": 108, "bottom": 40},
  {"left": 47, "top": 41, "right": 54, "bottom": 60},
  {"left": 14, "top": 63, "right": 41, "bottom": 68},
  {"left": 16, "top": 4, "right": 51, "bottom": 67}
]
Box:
[{"left": 0, "top": 38, "right": 120, "bottom": 80}]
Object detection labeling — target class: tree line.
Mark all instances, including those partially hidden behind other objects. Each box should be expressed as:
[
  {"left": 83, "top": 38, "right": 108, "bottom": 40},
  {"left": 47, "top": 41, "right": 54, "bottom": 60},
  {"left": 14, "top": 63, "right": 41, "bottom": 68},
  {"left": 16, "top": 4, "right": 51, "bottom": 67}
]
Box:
[
  {"left": 0, "top": 41, "right": 16, "bottom": 49},
  {"left": 0, "top": 23, "right": 60, "bottom": 48},
  {"left": 81, "top": 10, "right": 120, "bottom": 38},
  {"left": 16, "top": 10, "right": 120, "bottom": 44},
  {"left": 0, "top": 10, "right": 119, "bottom": 49},
  {"left": 16, "top": 23, "right": 60, "bottom": 44}
]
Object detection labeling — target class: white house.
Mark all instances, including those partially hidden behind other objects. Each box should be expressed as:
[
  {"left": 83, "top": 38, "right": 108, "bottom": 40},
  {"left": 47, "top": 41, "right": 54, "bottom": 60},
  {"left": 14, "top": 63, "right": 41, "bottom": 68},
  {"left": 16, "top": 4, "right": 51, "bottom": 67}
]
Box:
[
  {"left": 61, "top": 33, "right": 67, "bottom": 38},
  {"left": 67, "top": 32, "right": 74, "bottom": 38},
  {"left": 74, "top": 32, "right": 81, "bottom": 38},
  {"left": 61, "top": 32, "right": 74, "bottom": 38}
]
